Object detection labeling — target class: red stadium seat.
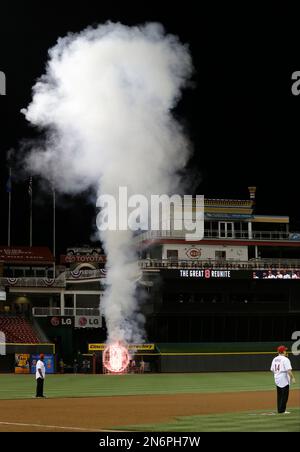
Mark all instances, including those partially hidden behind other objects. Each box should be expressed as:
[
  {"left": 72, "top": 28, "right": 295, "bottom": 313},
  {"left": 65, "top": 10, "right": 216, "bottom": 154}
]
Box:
[{"left": 0, "top": 316, "right": 41, "bottom": 343}]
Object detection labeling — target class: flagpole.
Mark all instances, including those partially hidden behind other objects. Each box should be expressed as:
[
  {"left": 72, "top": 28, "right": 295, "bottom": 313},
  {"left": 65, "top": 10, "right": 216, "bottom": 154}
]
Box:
[
  {"left": 53, "top": 183, "right": 56, "bottom": 277},
  {"left": 30, "top": 193, "right": 32, "bottom": 247},
  {"left": 29, "top": 177, "right": 33, "bottom": 247},
  {"left": 8, "top": 168, "right": 11, "bottom": 247}
]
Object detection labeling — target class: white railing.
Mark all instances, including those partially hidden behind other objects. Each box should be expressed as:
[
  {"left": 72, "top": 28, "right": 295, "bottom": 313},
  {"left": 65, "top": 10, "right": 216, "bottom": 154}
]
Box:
[
  {"left": 32, "top": 307, "right": 100, "bottom": 317},
  {"left": 0, "top": 270, "right": 106, "bottom": 288},
  {"left": 135, "top": 230, "right": 299, "bottom": 242},
  {"left": 138, "top": 258, "right": 300, "bottom": 270}
]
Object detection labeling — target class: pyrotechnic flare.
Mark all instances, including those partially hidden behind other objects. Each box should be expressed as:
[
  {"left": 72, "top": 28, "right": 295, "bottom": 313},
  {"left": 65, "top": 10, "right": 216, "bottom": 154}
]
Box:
[{"left": 102, "top": 341, "right": 130, "bottom": 374}]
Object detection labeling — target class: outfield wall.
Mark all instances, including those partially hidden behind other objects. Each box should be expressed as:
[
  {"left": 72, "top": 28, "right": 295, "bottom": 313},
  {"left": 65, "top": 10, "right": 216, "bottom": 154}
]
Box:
[
  {"left": 0, "top": 354, "right": 14, "bottom": 373},
  {"left": 157, "top": 342, "right": 300, "bottom": 372},
  {"left": 3, "top": 343, "right": 55, "bottom": 355},
  {"left": 159, "top": 353, "right": 300, "bottom": 372},
  {"left": 0, "top": 344, "right": 55, "bottom": 373}
]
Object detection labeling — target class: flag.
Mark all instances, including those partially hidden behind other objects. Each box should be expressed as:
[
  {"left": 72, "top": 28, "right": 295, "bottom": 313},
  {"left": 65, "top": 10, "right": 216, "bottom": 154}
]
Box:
[
  {"left": 28, "top": 177, "right": 32, "bottom": 197},
  {"left": 6, "top": 176, "right": 12, "bottom": 193}
]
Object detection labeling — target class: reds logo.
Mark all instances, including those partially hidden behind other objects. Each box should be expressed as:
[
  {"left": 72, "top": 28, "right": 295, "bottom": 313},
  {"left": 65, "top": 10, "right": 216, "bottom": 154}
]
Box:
[
  {"left": 50, "top": 317, "right": 60, "bottom": 326},
  {"left": 186, "top": 248, "right": 201, "bottom": 259},
  {"left": 79, "top": 317, "right": 87, "bottom": 327}
]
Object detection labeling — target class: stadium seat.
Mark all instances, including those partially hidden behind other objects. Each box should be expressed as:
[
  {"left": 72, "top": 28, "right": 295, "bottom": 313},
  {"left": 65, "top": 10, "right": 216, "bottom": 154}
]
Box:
[{"left": 0, "top": 316, "right": 41, "bottom": 343}]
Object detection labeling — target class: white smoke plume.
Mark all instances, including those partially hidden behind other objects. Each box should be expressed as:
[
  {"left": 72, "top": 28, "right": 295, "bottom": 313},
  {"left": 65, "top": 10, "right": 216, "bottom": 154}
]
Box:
[{"left": 22, "top": 22, "right": 193, "bottom": 344}]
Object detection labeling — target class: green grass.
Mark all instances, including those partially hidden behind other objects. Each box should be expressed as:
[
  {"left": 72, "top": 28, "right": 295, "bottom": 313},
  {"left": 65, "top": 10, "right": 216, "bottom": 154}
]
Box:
[
  {"left": 0, "top": 373, "right": 299, "bottom": 432},
  {"left": 0, "top": 372, "right": 299, "bottom": 399},
  {"left": 119, "top": 407, "right": 300, "bottom": 432}
]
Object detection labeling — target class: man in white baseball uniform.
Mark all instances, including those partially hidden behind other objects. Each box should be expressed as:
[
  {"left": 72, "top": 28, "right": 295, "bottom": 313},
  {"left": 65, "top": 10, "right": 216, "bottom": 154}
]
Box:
[
  {"left": 35, "top": 353, "right": 46, "bottom": 398},
  {"left": 270, "top": 345, "right": 295, "bottom": 414}
]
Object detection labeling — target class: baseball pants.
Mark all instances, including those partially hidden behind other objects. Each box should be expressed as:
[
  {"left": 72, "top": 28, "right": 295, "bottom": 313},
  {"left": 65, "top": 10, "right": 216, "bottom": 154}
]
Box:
[
  {"left": 36, "top": 378, "right": 44, "bottom": 397},
  {"left": 277, "top": 385, "right": 289, "bottom": 413}
]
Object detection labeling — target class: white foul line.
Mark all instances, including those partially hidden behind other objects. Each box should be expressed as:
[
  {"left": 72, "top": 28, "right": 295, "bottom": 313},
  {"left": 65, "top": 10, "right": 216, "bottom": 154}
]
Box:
[{"left": 0, "top": 421, "right": 123, "bottom": 432}]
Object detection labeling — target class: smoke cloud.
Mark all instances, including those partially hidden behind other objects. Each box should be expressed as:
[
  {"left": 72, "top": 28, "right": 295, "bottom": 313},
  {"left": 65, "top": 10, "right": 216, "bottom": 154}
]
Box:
[{"left": 22, "top": 22, "right": 193, "bottom": 343}]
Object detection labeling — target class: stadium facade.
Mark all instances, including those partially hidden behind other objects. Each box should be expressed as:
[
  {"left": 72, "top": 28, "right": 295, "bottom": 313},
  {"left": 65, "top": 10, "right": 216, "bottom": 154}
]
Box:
[{"left": 1, "top": 187, "right": 300, "bottom": 371}]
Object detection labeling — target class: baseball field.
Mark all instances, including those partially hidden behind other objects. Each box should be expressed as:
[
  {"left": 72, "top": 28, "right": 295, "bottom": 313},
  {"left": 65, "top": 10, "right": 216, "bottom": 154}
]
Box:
[{"left": 0, "top": 372, "right": 299, "bottom": 432}]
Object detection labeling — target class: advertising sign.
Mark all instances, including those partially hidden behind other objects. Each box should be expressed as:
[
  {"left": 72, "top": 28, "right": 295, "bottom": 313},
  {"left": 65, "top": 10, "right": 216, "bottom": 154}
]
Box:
[
  {"left": 15, "top": 354, "right": 30, "bottom": 374},
  {"left": 161, "top": 269, "right": 251, "bottom": 279},
  {"left": 60, "top": 254, "right": 106, "bottom": 264},
  {"left": 75, "top": 316, "right": 102, "bottom": 328},
  {"left": 160, "top": 269, "right": 300, "bottom": 280},
  {"left": 48, "top": 316, "right": 74, "bottom": 327},
  {"left": 0, "top": 246, "right": 53, "bottom": 263},
  {"left": 88, "top": 343, "right": 155, "bottom": 352},
  {"left": 30, "top": 354, "right": 55, "bottom": 374}
]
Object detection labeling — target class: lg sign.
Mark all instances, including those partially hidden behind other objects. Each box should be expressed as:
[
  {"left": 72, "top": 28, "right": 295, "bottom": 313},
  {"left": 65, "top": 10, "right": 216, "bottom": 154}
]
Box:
[
  {"left": 50, "top": 316, "right": 73, "bottom": 327},
  {"left": 75, "top": 316, "right": 101, "bottom": 328},
  {"left": 49, "top": 316, "right": 101, "bottom": 328}
]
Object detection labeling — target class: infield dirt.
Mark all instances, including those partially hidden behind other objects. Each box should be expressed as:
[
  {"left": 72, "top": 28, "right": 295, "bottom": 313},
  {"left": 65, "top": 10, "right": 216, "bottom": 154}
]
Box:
[{"left": 0, "top": 390, "right": 299, "bottom": 431}]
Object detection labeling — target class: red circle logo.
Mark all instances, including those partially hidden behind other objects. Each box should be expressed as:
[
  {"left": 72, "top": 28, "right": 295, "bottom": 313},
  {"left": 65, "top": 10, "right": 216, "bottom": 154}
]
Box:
[
  {"left": 79, "top": 317, "right": 87, "bottom": 326},
  {"left": 50, "top": 317, "right": 60, "bottom": 326},
  {"left": 186, "top": 248, "right": 201, "bottom": 259}
]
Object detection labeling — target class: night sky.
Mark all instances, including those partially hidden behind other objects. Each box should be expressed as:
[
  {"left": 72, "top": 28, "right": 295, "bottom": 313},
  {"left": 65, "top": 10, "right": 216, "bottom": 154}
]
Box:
[{"left": 1, "top": 4, "right": 300, "bottom": 256}]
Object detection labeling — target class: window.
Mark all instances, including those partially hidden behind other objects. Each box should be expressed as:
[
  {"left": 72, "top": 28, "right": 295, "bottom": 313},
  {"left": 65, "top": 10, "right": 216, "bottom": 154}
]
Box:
[
  {"left": 35, "top": 268, "right": 45, "bottom": 277},
  {"left": 167, "top": 250, "right": 178, "bottom": 260},
  {"left": 215, "top": 250, "right": 226, "bottom": 260},
  {"left": 219, "top": 222, "right": 234, "bottom": 238}
]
